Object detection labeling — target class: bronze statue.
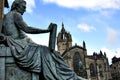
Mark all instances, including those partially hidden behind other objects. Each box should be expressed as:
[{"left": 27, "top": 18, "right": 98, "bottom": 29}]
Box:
[{"left": 0, "top": 0, "right": 85, "bottom": 80}]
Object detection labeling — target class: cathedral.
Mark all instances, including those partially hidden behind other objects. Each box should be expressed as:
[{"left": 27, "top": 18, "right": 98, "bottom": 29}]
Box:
[{"left": 57, "top": 23, "right": 112, "bottom": 80}]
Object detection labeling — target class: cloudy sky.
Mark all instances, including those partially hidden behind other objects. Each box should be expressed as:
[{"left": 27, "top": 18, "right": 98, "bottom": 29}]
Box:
[{"left": 5, "top": 0, "right": 120, "bottom": 64}]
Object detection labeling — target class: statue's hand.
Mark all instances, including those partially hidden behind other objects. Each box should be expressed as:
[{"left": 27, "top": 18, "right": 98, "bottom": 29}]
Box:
[
  {"left": 48, "top": 23, "right": 53, "bottom": 31},
  {"left": 48, "top": 23, "right": 57, "bottom": 32}
]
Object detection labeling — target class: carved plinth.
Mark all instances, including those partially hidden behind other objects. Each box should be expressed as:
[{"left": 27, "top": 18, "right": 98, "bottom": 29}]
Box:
[{"left": 0, "top": 46, "right": 39, "bottom": 80}]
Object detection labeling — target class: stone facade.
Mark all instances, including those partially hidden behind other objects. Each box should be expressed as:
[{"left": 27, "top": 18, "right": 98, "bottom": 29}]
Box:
[
  {"left": 85, "top": 52, "right": 112, "bottom": 80},
  {"left": 57, "top": 23, "right": 112, "bottom": 80},
  {"left": 110, "top": 57, "right": 120, "bottom": 80}
]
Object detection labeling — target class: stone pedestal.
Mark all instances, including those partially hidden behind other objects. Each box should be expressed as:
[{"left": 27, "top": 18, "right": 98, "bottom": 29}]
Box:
[{"left": 0, "top": 46, "right": 39, "bottom": 80}]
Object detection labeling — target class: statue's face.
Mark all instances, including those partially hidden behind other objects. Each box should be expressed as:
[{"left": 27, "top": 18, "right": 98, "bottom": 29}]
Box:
[{"left": 17, "top": 2, "right": 26, "bottom": 15}]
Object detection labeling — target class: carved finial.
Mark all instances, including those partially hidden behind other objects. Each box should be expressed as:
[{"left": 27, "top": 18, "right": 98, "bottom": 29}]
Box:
[
  {"left": 104, "top": 52, "right": 106, "bottom": 57},
  {"left": 83, "top": 41, "right": 86, "bottom": 49},
  {"left": 61, "top": 22, "right": 65, "bottom": 33},
  {"left": 100, "top": 50, "right": 103, "bottom": 55},
  {"left": 62, "top": 22, "right": 64, "bottom": 27}
]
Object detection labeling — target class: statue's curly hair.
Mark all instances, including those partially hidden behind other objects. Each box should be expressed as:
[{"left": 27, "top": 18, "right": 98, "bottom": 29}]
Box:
[{"left": 11, "top": 0, "right": 26, "bottom": 11}]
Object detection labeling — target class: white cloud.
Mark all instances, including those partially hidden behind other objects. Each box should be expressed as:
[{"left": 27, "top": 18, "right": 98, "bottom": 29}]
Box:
[
  {"left": 99, "top": 10, "right": 115, "bottom": 18},
  {"left": 24, "top": 0, "right": 35, "bottom": 13},
  {"left": 116, "top": 48, "right": 120, "bottom": 54},
  {"left": 107, "top": 27, "right": 118, "bottom": 44},
  {"left": 101, "top": 47, "right": 120, "bottom": 64},
  {"left": 77, "top": 23, "right": 96, "bottom": 32},
  {"left": 43, "top": 0, "right": 120, "bottom": 10}
]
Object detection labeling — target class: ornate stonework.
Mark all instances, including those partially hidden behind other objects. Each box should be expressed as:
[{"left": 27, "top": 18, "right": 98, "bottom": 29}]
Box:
[
  {"left": 57, "top": 23, "right": 112, "bottom": 80},
  {"left": 57, "top": 22, "right": 72, "bottom": 54},
  {"left": 110, "top": 56, "right": 120, "bottom": 80}
]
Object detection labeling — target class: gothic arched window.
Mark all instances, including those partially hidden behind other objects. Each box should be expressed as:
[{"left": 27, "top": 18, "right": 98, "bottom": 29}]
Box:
[
  {"left": 90, "top": 63, "right": 96, "bottom": 77},
  {"left": 73, "top": 52, "right": 82, "bottom": 75}
]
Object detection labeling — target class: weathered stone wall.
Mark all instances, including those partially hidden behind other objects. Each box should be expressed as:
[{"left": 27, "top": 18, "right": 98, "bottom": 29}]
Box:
[
  {"left": 57, "top": 41, "right": 72, "bottom": 55},
  {"left": 64, "top": 47, "right": 86, "bottom": 69},
  {"left": 85, "top": 57, "right": 111, "bottom": 80},
  {"left": 110, "top": 61, "right": 120, "bottom": 80},
  {"left": 57, "top": 41, "right": 67, "bottom": 55}
]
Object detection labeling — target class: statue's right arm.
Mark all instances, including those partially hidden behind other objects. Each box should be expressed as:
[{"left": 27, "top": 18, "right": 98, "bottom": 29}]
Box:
[{"left": 14, "top": 13, "right": 50, "bottom": 34}]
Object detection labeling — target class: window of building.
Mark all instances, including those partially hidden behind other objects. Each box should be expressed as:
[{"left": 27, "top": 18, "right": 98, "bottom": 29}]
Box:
[
  {"left": 73, "top": 52, "right": 82, "bottom": 75},
  {"left": 90, "top": 63, "right": 96, "bottom": 77}
]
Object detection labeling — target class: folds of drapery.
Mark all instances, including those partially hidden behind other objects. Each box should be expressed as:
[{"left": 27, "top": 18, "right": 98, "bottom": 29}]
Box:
[{"left": 5, "top": 36, "right": 84, "bottom": 80}]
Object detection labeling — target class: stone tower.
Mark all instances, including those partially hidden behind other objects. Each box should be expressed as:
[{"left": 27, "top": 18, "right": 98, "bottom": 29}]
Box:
[
  {"left": 57, "top": 22, "right": 72, "bottom": 55},
  {"left": 0, "top": 0, "right": 9, "bottom": 21}
]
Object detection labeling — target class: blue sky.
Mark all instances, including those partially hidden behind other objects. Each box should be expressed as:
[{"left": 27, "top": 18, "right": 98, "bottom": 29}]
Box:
[{"left": 5, "top": 0, "right": 120, "bottom": 64}]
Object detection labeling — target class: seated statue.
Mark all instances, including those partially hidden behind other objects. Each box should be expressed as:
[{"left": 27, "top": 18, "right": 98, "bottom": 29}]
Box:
[{"left": 0, "top": 0, "right": 86, "bottom": 80}]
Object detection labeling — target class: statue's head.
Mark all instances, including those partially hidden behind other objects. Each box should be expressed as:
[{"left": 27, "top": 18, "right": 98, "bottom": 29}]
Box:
[{"left": 11, "top": 0, "right": 26, "bottom": 15}]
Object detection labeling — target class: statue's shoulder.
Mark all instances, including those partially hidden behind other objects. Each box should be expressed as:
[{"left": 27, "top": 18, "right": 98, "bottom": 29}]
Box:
[
  {"left": 4, "top": 11, "right": 16, "bottom": 19},
  {"left": 6, "top": 11, "right": 21, "bottom": 18},
  {"left": 8, "top": 11, "right": 23, "bottom": 20},
  {"left": 3, "top": 11, "right": 18, "bottom": 22},
  {"left": 10, "top": 11, "right": 20, "bottom": 17}
]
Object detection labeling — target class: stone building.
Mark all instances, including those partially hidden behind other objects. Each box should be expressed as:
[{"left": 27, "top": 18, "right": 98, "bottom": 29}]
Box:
[
  {"left": 57, "top": 23, "right": 112, "bottom": 80},
  {"left": 110, "top": 56, "right": 120, "bottom": 80},
  {"left": 85, "top": 52, "right": 112, "bottom": 80}
]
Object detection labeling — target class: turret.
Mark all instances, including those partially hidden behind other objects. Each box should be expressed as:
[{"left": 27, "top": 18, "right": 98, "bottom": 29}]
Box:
[
  {"left": 57, "top": 22, "right": 72, "bottom": 55},
  {"left": 83, "top": 41, "right": 86, "bottom": 49}
]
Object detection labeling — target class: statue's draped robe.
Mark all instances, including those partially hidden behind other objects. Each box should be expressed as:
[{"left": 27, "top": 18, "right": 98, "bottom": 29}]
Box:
[{"left": 6, "top": 36, "right": 82, "bottom": 80}]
